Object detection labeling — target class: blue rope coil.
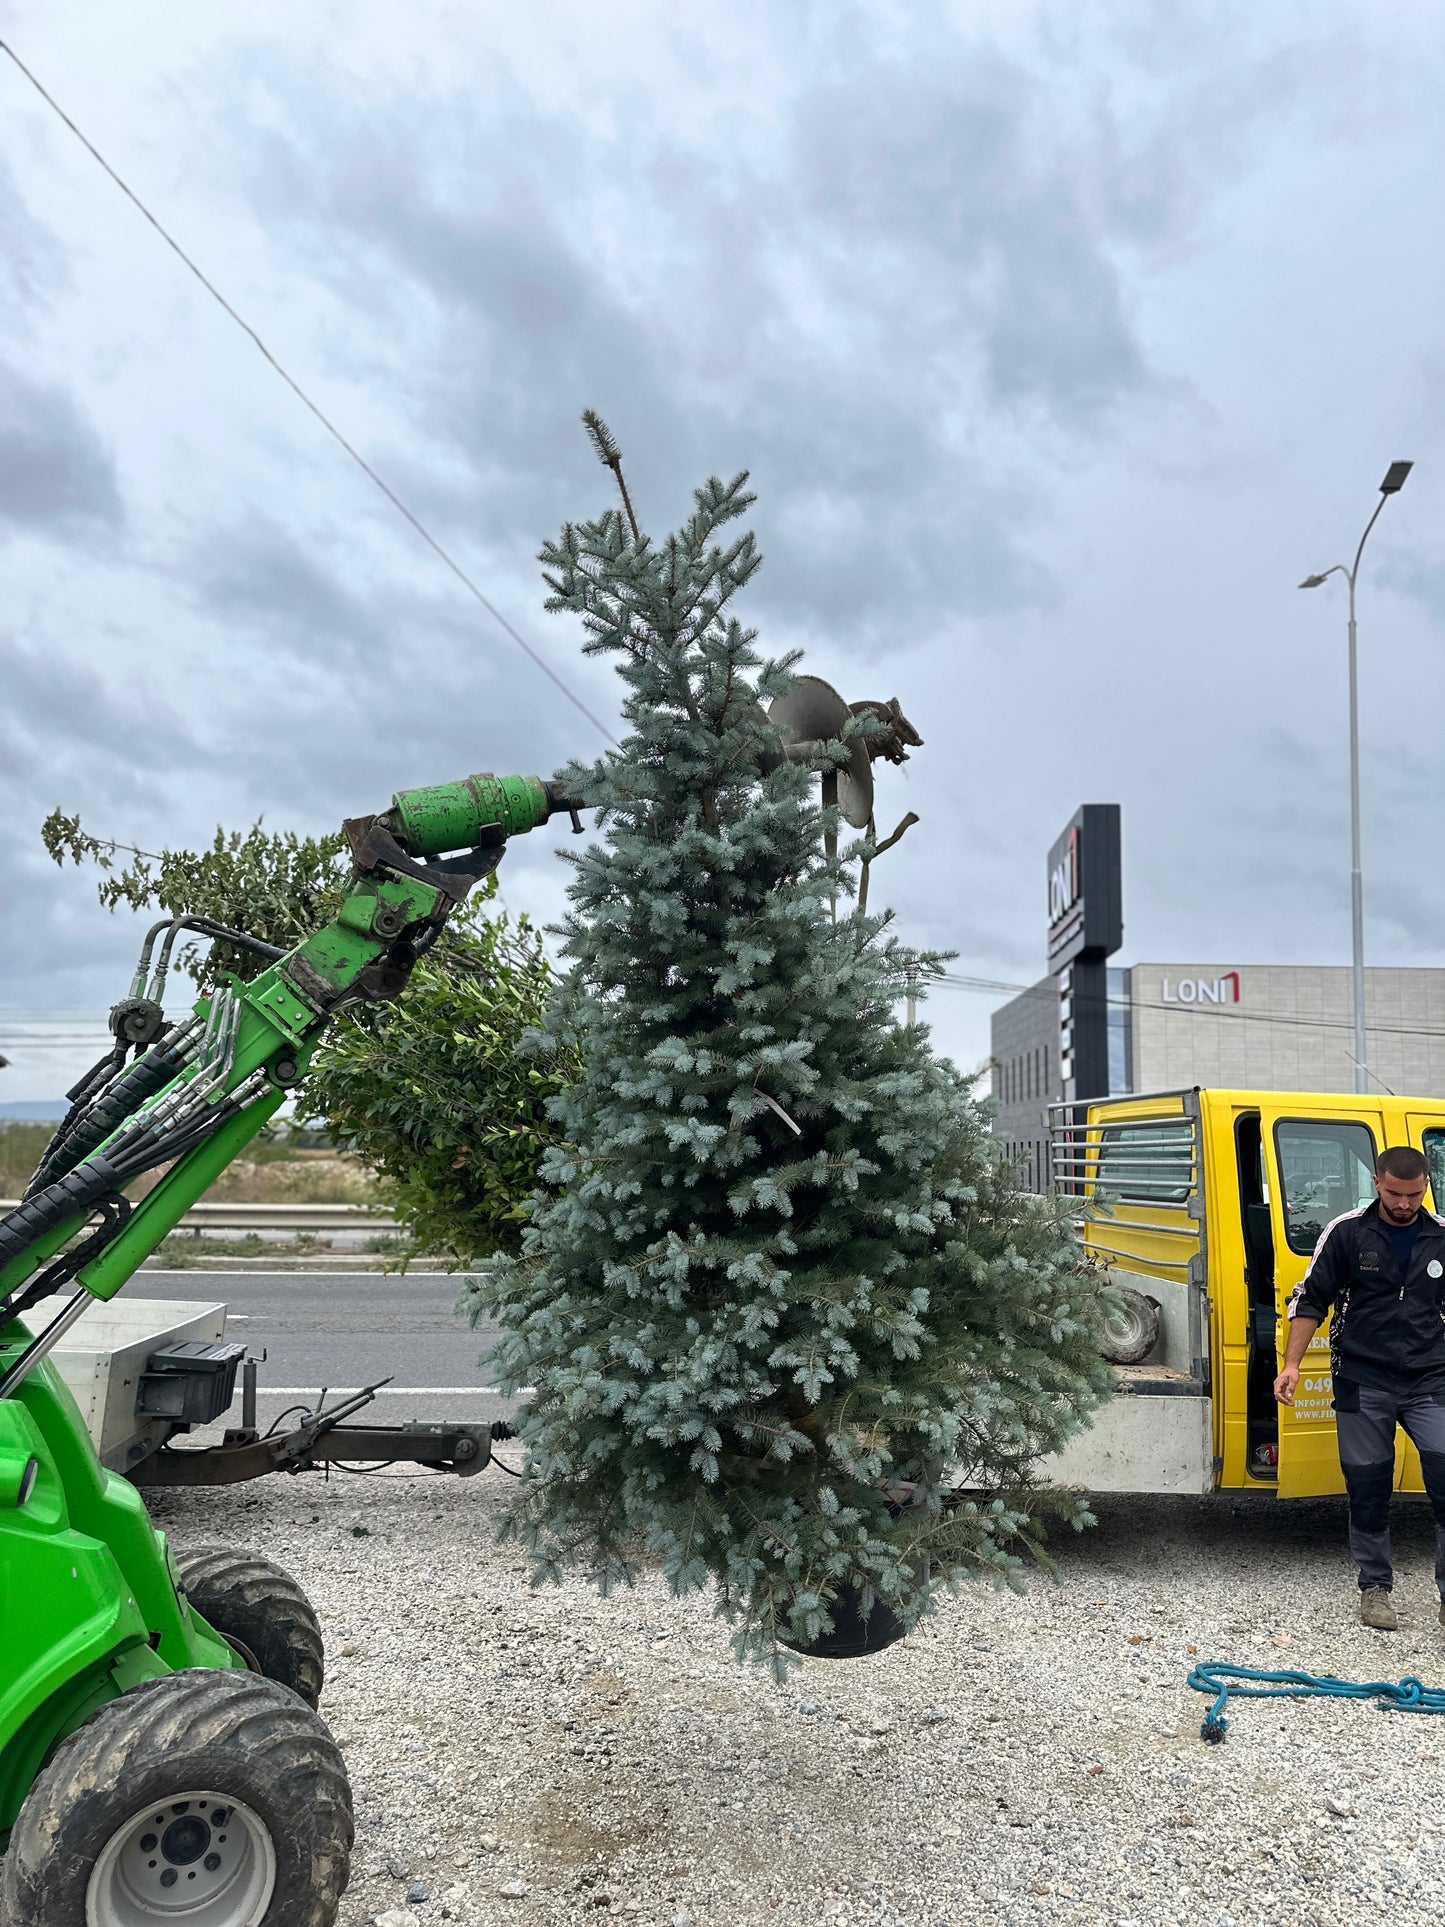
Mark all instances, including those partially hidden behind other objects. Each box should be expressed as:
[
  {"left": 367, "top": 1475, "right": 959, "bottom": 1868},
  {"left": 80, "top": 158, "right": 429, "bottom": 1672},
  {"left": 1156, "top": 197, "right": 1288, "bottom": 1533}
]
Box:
[{"left": 1188, "top": 1660, "right": 1445, "bottom": 1743}]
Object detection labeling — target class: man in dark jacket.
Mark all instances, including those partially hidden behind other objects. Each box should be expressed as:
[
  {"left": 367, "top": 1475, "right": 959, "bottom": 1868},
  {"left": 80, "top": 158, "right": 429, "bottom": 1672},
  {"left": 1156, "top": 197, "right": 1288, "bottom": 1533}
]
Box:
[{"left": 1275, "top": 1145, "right": 1445, "bottom": 1629}]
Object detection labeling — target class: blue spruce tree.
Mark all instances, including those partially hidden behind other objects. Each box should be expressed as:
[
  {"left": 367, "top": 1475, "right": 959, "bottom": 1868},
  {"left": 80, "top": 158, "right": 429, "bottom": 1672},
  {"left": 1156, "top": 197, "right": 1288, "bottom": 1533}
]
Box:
[{"left": 470, "top": 419, "right": 1114, "bottom": 1666}]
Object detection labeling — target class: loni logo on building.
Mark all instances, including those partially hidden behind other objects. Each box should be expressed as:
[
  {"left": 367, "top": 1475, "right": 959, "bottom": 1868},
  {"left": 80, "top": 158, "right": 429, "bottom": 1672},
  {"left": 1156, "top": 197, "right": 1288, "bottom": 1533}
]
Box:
[
  {"left": 1161, "top": 973, "right": 1241, "bottom": 1005},
  {"left": 1047, "top": 825, "right": 1079, "bottom": 924}
]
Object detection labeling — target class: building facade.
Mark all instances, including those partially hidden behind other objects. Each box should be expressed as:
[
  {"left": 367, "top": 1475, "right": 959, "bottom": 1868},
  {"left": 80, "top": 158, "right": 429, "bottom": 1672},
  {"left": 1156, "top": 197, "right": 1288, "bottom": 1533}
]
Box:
[
  {"left": 1127, "top": 962, "right": 1445, "bottom": 1097},
  {"left": 990, "top": 962, "right": 1445, "bottom": 1191},
  {"left": 990, "top": 801, "right": 1445, "bottom": 1190},
  {"left": 990, "top": 967, "right": 1131, "bottom": 1192}
]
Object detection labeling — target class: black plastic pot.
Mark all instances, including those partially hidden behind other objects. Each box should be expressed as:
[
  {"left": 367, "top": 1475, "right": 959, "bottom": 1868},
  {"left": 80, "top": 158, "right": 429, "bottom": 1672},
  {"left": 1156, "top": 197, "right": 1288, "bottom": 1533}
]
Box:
[{"left": 778, "top": 1586, "right": 906, "bottom": 1660}]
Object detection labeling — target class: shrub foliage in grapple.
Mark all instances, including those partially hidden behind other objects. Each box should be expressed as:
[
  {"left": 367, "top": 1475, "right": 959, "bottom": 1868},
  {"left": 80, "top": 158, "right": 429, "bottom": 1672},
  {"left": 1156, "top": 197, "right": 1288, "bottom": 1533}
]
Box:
[{"left": 42, "top": 812, "right": 571, "bottom": 1266}]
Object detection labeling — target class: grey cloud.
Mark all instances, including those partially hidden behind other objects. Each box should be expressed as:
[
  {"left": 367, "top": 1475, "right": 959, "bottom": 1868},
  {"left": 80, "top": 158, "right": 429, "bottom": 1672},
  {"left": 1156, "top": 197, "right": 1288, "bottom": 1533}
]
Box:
[
  {"left": 785, "top": 63, "right": 1149, "bottom": 424},
  {"left": 0, "top": 643, "right": 206, "bottom": 991},
  {"left": 221, "top": 28, "right": 1164, "bottom": 649},
  {"left": 179, "top": 506, "right": 608, "bottom": 784},
  {"left": 1379, "top": 550, "right": 1445, "bottom": 625},
  {"left": 7, "top": 1, "right": 1436, "bottom": 1093},
  {"left": 185, "top": 513, "right": 390, "bottom": 660},
  {"left": 260, "top": 154, "right": 686, "bottom": 550},
  {"left": 0, "top": 155, "right": 64, "bottom": 322},
  {"left": 1, "top": 639, "right": 206, "bottom": 797},
  {"left": 0, "top": 845, "right": 146, "bottom": 1001},
  {"left": 1087, "top": 22, "right": 1365, "bottom": 250},
  {"left": 0, "top": 360, "right": 121, "bottom": 535},
  {"left": 978, "top": 190, "right": 1146, "bottom": 416},
  {"left": 1148, "top": 721, "right": 1445, "bottom": 963},
  {"left": 204, "top": 602, "right": 595, "bottom": 821},
  {"left": 1348, "top": 738, "right": 1445, "bottom": 954}
]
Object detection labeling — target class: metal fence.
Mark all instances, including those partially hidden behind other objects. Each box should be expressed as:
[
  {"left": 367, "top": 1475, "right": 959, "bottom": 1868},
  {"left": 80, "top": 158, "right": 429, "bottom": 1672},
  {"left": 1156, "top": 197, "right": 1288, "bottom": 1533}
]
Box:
[{"left": 0, "top": 1200, "right": 398, "bottom": 1236}]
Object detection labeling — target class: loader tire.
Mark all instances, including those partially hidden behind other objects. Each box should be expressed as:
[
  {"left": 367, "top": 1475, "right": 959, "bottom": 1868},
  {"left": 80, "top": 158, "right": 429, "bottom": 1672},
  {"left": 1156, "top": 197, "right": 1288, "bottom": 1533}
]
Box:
[
  {"left": 1, "top": 1668, "right": 352, "bottom": 1926},
  {"left": 174, "top": 1543, "right": 326, "bottom": 1709}
]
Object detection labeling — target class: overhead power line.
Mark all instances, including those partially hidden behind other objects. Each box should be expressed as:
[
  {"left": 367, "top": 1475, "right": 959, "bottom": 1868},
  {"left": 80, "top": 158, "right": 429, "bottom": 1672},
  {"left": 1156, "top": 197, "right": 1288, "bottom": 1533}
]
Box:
[
  {"left": 934, "top": 972, "right": 1032, "bottom": 995},
  {"left": 934, "top": 971, "right": 1445, "bottom": 1044},
  {"left": 0, "top": 1044, "right": 113, "bottom": 1055},
  {"left": 0, "top": 38, "right": 616, "bottom": 747}
]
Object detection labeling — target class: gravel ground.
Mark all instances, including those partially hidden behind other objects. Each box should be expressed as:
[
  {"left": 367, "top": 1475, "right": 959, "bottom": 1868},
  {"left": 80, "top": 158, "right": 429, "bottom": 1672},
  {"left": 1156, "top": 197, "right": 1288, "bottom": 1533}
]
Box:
[{"left": 143, "top": 1474, "right": 1445, "bottom": 1927}]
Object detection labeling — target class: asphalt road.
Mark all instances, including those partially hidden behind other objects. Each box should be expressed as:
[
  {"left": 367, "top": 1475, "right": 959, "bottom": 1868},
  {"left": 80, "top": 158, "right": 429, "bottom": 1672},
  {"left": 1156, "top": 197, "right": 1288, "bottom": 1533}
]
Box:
[{"left": 138, "top": 1270, "right": 514, "bottom": 1430}]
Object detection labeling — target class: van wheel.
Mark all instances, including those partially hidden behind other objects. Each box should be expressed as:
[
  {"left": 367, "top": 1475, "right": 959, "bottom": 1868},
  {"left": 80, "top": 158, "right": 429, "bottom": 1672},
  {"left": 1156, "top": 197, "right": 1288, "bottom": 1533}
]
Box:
[
  {"left": 173, "top": 1544, "right": 325, "bottom": 1709},
  {"left": 1, "top": 1669, "right": 351, "bottom": 1926},
  {"left": 1099, "top": 1285, "right": 1161, "bottom": 1365}
]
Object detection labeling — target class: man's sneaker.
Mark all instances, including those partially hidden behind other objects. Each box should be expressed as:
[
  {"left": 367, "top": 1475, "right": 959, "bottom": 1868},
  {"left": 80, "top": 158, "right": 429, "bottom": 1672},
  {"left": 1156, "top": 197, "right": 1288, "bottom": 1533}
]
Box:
[{"left": 1360, "top": 1586, "right": 1398, "bottom": 1631}]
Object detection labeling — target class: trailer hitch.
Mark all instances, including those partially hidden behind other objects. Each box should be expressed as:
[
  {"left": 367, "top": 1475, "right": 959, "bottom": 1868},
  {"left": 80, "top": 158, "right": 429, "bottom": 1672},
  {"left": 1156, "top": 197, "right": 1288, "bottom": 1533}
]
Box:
[{"left": 126, "top": 1374, "right": 494, "bottom": 1486}]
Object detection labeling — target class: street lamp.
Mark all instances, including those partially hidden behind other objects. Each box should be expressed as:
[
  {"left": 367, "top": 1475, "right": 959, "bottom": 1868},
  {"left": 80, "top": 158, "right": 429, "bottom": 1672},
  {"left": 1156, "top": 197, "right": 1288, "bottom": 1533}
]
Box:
[{"left": 1299, "top": 460, "right": 1414, "bottom": 1094}]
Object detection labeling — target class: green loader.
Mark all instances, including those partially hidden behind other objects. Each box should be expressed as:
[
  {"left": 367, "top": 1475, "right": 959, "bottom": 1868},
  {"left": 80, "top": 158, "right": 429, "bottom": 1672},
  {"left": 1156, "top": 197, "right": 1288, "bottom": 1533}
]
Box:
[{"left": 0, "top": 772, "right": 582, "bottom": 1926}]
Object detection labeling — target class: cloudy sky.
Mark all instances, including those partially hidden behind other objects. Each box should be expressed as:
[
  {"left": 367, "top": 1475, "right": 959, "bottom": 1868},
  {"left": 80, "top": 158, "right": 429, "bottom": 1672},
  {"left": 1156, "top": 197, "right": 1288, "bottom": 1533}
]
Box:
[{"left": 2, "top": 1, "right": 1443, "bottom": 1101}]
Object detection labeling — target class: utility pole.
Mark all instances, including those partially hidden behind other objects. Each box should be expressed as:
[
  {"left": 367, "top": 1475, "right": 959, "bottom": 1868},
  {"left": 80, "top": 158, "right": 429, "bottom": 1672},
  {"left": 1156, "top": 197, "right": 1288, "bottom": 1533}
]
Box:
[{"left": 1300, "top": 460, "right": 1413, "bottom": 1094}]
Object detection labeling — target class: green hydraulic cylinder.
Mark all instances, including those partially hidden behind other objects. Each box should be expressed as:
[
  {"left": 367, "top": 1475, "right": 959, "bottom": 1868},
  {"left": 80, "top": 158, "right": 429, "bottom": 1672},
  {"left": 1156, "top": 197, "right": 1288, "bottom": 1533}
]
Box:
[{"left": 383, "top": 773, "right": 551, "bottom": 857}]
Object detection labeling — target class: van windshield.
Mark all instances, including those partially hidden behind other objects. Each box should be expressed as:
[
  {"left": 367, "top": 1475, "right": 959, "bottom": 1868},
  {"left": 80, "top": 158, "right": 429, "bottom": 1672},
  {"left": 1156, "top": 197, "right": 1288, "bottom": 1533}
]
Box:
[{"left": 1274, "top": 1119, "right": 1376, "bottom": 1255}]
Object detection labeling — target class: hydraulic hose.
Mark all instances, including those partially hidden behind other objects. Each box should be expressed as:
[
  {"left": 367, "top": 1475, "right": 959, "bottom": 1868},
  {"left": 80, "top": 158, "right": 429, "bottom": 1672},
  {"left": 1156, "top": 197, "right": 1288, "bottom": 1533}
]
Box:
[
  {"left": 24, "top": 1030, "right": 196, "bottom": 1197},
  {"left": 24, "top": 1047, "right": 129, "bottom": 1197},
  {"left": 0, "top": 1195, "right": 132, "bottom": 1327},
  {"left": 0, "top": 1156, "right": 125, "bottom": 1274},
  {"left": 1, "top": 1070, "right": 263, "bottom": 1295},
  {"left": 98, "top": 1069, "right": 268, "bottom": 1189}
]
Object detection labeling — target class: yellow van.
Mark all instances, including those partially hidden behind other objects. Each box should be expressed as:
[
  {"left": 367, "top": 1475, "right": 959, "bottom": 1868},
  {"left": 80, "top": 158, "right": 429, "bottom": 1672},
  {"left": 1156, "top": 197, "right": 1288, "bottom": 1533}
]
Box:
[{"left": 1043, "top": 1088, "right": 1445, "bottom": 1499}]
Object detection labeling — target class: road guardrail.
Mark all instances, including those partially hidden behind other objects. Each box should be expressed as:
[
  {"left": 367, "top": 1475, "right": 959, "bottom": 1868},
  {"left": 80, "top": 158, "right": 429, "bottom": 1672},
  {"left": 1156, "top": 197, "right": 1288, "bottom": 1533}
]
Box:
[{"left": 0, "top": 1200, "right": 398, "bottom": 1235}]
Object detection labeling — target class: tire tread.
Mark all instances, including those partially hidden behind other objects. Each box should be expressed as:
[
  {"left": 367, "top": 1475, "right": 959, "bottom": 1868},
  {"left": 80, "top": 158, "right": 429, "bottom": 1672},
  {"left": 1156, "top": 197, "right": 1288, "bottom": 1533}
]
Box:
[
  {"left": 173, "top": 1542, "right": 326, "bottom": 1709},
  {"left": 2, "top": 1670, "right": 351, "bottom": 1927}
]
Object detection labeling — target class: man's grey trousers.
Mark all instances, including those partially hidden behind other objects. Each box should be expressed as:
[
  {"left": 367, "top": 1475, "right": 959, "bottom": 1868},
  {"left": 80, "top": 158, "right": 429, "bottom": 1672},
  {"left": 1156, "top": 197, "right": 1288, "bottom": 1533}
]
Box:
[{"left": 1335, "top": 1381, "right": 1445, "bottom": 1593}]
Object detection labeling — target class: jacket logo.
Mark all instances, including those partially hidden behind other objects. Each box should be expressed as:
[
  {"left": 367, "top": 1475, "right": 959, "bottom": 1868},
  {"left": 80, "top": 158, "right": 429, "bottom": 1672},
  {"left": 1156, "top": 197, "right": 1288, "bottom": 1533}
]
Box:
[{"left": 1359, "top": 1252, "right": 1380, "bottom": 1271}]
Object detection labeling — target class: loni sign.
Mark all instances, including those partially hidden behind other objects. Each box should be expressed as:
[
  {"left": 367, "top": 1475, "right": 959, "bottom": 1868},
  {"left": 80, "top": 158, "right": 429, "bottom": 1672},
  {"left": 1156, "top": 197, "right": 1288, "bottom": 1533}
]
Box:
[
  {"left": 1047, "top": 826, "right": 1078, "bottom": 925},
  {"left": 1161, "top": 973, "right": 1240, "bottom": 1005}
]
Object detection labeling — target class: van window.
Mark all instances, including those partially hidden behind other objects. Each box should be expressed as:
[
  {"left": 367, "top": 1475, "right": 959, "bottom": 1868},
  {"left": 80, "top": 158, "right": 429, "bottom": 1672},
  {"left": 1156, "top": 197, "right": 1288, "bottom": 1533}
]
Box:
[
  {"left": 1093, "top": 1119, "right": 1194, "bottom": 1205},
  {"left": 1423, "top": 1130, "right": 1445, "bottom": 1212},
  {"left": 1274, "top": 1119, "right": 1377, "bottom": 1255}
]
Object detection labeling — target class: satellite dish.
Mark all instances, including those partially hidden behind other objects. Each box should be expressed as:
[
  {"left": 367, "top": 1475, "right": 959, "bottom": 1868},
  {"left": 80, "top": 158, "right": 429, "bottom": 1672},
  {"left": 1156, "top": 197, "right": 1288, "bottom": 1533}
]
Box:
[{"left": 766, "top": 675, "right": 874, "bottom": 829}]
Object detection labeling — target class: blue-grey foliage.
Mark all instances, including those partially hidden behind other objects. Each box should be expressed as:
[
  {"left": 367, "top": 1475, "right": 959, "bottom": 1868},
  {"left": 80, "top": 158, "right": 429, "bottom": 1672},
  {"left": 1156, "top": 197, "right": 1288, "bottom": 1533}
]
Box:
[{"left": 467, "top": 465, "right": 1114, "bottom": 1667}]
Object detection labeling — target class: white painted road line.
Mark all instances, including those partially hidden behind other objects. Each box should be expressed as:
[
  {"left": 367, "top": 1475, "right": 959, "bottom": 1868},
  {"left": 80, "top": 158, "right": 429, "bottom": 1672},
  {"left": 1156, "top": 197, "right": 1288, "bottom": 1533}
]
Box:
[{"left": 260, "top": 1386, "right": 531, "bottom": 1396}]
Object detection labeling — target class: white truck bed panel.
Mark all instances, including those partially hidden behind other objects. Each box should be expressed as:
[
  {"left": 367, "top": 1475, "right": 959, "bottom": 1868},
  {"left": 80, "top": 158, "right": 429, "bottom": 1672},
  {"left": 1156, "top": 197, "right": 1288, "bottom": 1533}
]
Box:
[
  {"left": 25, "top": 1293, "right": 228, "bottom": 1464},
  {"left": 1041, "top": 1391, "right": 1215, "bottom": 1496}
]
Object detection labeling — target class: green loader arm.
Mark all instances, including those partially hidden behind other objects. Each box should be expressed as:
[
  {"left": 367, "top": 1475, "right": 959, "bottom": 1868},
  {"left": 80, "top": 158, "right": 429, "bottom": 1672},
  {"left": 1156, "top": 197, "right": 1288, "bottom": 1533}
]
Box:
[{"left": 0, "top": 770, "right": 580, "bottom": 1358}]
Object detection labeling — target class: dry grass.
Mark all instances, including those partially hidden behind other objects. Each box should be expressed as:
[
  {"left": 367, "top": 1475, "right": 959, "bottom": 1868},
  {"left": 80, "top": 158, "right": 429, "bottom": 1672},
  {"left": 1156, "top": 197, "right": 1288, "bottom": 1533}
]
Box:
[
  {"left": 0, "top": 1123, "right": 54, "bottom": 1197},
  {"left": 0, "top": 1123, "right": 382, "bottom": 1205},
  {"left": 204, "top": 1154, "right": 381, "bottom": 1204}
]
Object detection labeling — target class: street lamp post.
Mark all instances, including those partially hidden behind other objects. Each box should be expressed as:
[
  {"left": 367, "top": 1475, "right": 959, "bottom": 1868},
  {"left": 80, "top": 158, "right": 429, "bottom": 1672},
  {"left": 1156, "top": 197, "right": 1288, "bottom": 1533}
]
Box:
[{"left": 1300, "top": 460, "right": 1413, "bottom": 1094}]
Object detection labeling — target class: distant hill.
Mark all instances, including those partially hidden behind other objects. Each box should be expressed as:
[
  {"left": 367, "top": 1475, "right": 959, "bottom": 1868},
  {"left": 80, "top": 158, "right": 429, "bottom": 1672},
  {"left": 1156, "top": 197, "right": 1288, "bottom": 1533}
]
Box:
[{"left": 0, "top": 1100, "right": 67, "bottom": 1121}]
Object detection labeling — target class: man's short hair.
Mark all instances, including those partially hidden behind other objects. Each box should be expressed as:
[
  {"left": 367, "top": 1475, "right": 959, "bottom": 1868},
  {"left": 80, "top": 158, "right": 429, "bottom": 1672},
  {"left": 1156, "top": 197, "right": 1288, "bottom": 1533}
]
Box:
[{"left": 1377, "top": 1145, "right": 1429, "bottom": 1183}]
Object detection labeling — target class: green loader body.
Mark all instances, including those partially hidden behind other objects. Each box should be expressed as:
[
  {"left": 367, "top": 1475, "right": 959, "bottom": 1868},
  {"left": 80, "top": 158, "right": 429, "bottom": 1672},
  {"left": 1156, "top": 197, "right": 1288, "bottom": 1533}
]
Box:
[
  {"left": 0, "top": 769, "right": 571, "bottom": 1916},
  {"left": 0, "top": 1359, "right": 238, "bottom": 1842}
]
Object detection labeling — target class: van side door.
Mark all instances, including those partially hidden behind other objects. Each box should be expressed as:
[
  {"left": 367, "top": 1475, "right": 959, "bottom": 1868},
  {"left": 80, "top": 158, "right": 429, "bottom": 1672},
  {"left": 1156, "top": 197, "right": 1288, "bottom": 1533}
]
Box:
[
  {"left": 1395, "top": 1114, "right": 1445, "bottom": 1497},
  {"left": 1264, "top": 1109, "right": 1380, "bottom": 1498}
]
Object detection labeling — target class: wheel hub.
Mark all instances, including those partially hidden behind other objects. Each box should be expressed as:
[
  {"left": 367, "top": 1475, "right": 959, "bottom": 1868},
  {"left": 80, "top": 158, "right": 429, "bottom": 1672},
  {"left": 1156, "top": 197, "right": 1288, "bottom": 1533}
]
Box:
[{"left": 87, "top": 1790, "right": 276, "bottom": 1926}]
